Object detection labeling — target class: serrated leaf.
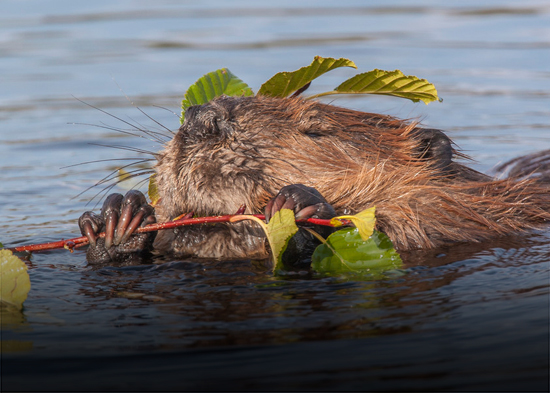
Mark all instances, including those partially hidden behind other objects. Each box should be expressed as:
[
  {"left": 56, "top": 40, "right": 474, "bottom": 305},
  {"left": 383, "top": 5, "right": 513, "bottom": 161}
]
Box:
[
  {"left": 311, "top": 228, "right": 402, "bottom": 276},
  {"left": 311, "top": 69, "right": 440, "bottom": 104},
  {"left": 330, "top": 206, "right": 376, "bottom": 241},
  {"left": 180, "top": 68, "right": 254, "bottom": 124},
  {"left": 258, "top": 56, "right": 357, "bottom": 98},
  {"left": 1, "top": 250, "right": 31, "bottom": 310}
]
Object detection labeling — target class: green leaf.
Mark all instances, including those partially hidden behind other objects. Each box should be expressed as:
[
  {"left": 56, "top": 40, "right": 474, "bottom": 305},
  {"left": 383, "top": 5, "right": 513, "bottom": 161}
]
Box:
[
  {"left": 230, "top": 209, "right": 298, "bottom": 270},
  {"left": 180, "top": 68, "right": 254, "bottom": 124},
  {"left": 257, "top": 56, "right": 357, "bottom": 98},
  {"left": 330, "top": 206, "right": 376, "bottom": 241},
  {"left": 266, "top": 209, "right": 299, "bottom": 269},
  {"left": 148, "top": 173, "right": 160, "bottom": 206},
  {"left": 310, "top": 69, "right": 440, "bottom": 104},
  {"left": 311, "top": 228, "right": 402, "bottom": 277},
  {"left": 1, "top": 250, "right": 31, "bottom": 310},
  {"left": 118, "top": 168, "right": 131, "bottom": 182}
]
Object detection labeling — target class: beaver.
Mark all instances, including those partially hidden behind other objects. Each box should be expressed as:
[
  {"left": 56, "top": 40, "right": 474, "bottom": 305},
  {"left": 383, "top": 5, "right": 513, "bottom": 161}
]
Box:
[{"left": 78, "top": 95, "right": 550, "bottom": 264}]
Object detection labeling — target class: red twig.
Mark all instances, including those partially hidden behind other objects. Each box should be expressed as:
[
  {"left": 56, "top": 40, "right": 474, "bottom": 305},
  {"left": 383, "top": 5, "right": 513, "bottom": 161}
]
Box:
[{"left": 6, "top": 214, "right": 347, "bottom": 253}]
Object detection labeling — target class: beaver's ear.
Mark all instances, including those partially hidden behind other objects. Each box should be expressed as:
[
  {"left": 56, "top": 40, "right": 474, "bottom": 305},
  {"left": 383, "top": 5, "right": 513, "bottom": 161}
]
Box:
[{"left": 414, "top": 128, "right": 453, "bottom": 170}]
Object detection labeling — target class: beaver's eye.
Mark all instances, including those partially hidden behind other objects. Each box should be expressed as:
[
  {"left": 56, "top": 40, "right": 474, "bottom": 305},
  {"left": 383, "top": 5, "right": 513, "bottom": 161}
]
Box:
[
  {"left": 211, "top": 117, "right": 221, "bottom": 133},
  {"left": 212, "top": 117, "right": 234, "bottom": 137}
]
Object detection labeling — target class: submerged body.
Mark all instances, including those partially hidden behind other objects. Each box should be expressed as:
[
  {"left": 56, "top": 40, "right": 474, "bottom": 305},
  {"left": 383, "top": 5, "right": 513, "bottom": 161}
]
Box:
[{"left": 79, "top": 95, "right": 550, "bottom": 264}]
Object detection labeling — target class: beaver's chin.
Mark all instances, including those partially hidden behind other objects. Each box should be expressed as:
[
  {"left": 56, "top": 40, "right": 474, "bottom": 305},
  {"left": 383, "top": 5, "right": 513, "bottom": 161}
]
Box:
[{"left": 182, "top": 191, "right": 256, "bottom": 217}]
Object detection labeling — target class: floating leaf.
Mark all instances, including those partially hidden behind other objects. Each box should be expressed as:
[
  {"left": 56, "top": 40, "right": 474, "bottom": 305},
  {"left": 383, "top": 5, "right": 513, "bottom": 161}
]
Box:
[
  {"left": 0, "top": 340, "right": 33, "bottom": 353},
  {"left": 180, "top": 68, "right": 254, "bottom": 123},
  {"left": 311, "top": 228, "right": 402, "bottom": 276},
  {"left": 258, "top": 56, "right": 357, "bottom": 98},
  {"left": 309, "top": 69, "right": 440, "bottom": 104},
  {"left": 1, "top": 250, "right": 31, "bottom": 310},
  {"left": 330, "top": 206, "right": 376, "bottom": 241}
]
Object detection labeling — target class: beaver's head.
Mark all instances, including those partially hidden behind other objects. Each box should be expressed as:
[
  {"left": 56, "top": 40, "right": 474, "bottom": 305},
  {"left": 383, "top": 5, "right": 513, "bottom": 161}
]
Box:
[{"left": 155, "top": 95, "right": 455, "bottom": 220}]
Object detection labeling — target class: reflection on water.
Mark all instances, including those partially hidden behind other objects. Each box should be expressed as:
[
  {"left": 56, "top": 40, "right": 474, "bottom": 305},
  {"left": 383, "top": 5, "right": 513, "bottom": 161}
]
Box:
[
  {"left": 3, "top": 232, "right": 549, "bottom": 390},
  {"left": 1, "top": 0, "right": 549, "bottom": 391}
]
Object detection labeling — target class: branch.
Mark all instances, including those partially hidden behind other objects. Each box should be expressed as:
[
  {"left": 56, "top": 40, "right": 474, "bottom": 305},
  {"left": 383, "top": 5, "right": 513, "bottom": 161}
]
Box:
[{"left": 6, "top": 214, "right": 347, "bottom": 253}]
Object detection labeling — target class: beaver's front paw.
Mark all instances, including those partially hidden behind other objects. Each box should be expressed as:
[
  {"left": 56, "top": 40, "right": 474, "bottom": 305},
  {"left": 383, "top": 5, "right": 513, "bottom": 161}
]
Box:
[
  {"left": 265, "top": 184, "right": 336, "bottom": 267},
  {"left": 265, "top": 184, "right": 336, "bottom": 221},
  {"left": 79, "top": 190, "right": 156, "bottom": 264}
]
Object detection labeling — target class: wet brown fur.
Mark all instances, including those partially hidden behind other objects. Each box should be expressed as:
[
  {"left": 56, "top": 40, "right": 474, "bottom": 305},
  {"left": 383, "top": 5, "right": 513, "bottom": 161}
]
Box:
[{"left": 154, "top": 95, "right": 550, "bottom": 253}]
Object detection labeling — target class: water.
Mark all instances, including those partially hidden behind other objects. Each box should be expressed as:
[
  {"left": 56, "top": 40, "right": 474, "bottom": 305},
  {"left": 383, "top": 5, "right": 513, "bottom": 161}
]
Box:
[{"left": 1, "top": 1, "right": 549, "bottom": 391}]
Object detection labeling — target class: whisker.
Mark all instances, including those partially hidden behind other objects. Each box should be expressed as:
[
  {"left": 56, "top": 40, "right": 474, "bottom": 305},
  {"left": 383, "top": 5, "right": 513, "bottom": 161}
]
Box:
[
  {"left": 153, "top": 105, "right": 180, "bottom": 119},
  {"left": 73, "top": 96, "right": 148, "bottom": 133},
  {"left": 84, "top": 169, "right": 156, "bottom": 208},
  {"left": 94, "top": 167, "right": 155, "bottom": 189},
  {"left": 70, "top": 121, "right": 171, "bottom": 144},
  {"left": 70, "top": 93, "right": 174, "bottom": 207},
  {"left": 87, "top": 142, "right": 159, "bottom": 157},
  {"left": 135, "top": 105, "right": 176, "bottom": 135},
  {"left": 72, "top": 96, "right": 173, "bottom": 144},
  {"left": 121, "top": 114, "right": 172, "bottom": 143},
  {"left": 61, "top": 157, "right": 155, "bottom": 170},
  {"left": 109, "top": 77, "right": 176, "bottom": 137},
  {"left": 131, "top": 176, "right": 154, "bottom": 191},
  {"left": 87, "top": 182, "right": 119, "bottom": 209},
  {"left": 73, "top": 160, "right": 155, "bottom": 200}
]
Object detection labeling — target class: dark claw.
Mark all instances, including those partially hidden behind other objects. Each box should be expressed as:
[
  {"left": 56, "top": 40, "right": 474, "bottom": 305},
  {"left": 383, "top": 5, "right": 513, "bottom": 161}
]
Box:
[
  {"left": 101, "top": 193, "right": 123, "bottom": 249},
  {"left": 265, "top": 184, "right": 336, "bottom": 222},
  {"left": 119, "top": 204, "right": 155, "bottom": 245},
  {"left": 81, "top": 221, "right": 97, "bottom": 246},
  {"left": 78, "top": 212, "right": 104, "bottom": 247},
  {"left": 104, "top": 213, "right": 117, "bottom": 249},
  {"left": 264, "top": 199, "right": 274, "bottom": 221},
  {"left": 295, "top": 204, "right": 319, "bottom": 220},
  {"left": 281, "top": 197, "right": 295, "bottom": 210},
  {"left": 114, "top": 190, "right": 147, "bottom": 245},
  {"left": 114, "top": 203, "right": 133, "bottom": 245},
  {"left": 266, "top": 194, "right": 286, "bottom": 222}
]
